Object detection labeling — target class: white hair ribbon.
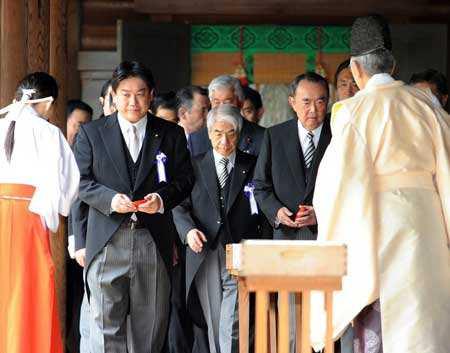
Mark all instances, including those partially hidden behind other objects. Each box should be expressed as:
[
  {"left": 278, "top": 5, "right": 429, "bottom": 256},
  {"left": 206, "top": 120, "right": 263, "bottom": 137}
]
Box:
[{"left": 0, "top": 88, "right": 54, "bottom": 119}]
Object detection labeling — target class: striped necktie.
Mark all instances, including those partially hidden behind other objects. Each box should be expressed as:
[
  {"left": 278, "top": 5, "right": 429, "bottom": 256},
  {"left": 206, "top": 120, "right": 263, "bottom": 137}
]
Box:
[
  {"left": 304, "top": 131, "right": 315, "bottom": 169},
  {"left": 218, "top": 157, "right": 229, "bottom": 189}
]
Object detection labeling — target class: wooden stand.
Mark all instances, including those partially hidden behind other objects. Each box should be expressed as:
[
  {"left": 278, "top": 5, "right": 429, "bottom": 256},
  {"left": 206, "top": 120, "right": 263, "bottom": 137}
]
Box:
[{"left": 226, "top": 240, "right": 347, "bottom": 353}]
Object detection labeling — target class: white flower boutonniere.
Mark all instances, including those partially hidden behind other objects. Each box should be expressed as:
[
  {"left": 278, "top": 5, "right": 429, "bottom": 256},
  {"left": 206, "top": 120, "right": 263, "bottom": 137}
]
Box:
[
  {"left": 244, "top": 182, "right": 258, "bottom": 215},
  {"left": 155, "top": 151, "right": 168, "bottom": 183}
]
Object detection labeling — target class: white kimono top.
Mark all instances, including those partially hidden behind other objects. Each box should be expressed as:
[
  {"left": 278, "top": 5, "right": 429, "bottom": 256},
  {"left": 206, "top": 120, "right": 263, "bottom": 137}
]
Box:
[
  {"left": 311, "top": 74, "right": 450, "bottom": 353},
  {"left": 0, "top": 104, "right": 79, "bottom": 232}
]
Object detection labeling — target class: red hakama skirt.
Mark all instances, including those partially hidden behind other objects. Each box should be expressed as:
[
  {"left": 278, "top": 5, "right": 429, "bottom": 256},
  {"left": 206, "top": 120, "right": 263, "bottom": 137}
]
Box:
[{"left": 0, "top": 184, "right": 63, "bottom": 353}]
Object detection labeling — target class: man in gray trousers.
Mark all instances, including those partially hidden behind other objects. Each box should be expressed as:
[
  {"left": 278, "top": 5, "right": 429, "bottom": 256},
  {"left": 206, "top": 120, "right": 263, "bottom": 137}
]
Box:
[
  {"left": 74, "top": 61, "right": 194, "bottom": 353},
  {"left": 173, "top": 104, "right": 265, "bottom": 353}
]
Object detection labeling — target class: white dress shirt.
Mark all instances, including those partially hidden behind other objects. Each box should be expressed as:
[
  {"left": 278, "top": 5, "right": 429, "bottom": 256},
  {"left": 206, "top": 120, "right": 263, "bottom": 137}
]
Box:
[
  {"left": 213, "top": 149, "right": 235, "bottom": 178},
  {"left": 297, "top": 120, "right": 323, "bottom": 154},
  {"left": 117, "top": 113, "right": 147, "bottom": 157},
  {"left": 113, "top": 113, "right": 164, "bottom": 214}
]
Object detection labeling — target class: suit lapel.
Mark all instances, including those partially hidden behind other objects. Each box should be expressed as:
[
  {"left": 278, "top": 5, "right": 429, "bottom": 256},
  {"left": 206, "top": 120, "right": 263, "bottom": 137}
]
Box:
[
  {"left": 226, "top": 151, "right": 251, "bottom": 213},
  {"left": 134, "top": 114, "right": 163, "bottom": 191},
  {"left": 198, "top": 150, "right": 220, "bottom": 211},
  {"left": 282, "top": 118, "right": 307, "bottom": 192},
  {"left": 304, "top": 118, "right": 332, "bottom": 197},
  {"left": 99, "top": 114, "right": 131, "bottom": 189}
]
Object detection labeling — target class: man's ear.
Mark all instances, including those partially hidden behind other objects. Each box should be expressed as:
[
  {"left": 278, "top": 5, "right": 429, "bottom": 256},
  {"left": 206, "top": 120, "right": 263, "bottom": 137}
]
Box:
[
  {"left": 257, "top": 107, "right": 265, "bottom": 119},
  {"left": 148, "top": 88, "right": 155, "bottom": 103},
  {"left": 178, "top": 106, "right": 187, "bottom": 121},
  {"left": 110, "top": 90, "right": 118, "bottom": 105},
  {"left": 350, "top": 60, "right": 364, "bottom": 89},
  {"left": 288, "top": 95, "right": 295, "bottom": 109},
  {"left": 390, "top": 59, "right": 399, "bottom": 79}
]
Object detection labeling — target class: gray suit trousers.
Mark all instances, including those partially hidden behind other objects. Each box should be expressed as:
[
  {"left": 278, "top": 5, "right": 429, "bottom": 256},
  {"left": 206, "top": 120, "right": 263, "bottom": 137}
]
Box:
[
  {"left": 195, "top": 245, "right": 239, "bottom": 353},
  {"left": 87, "top": 224, "right": 171, "bottom": 353}
]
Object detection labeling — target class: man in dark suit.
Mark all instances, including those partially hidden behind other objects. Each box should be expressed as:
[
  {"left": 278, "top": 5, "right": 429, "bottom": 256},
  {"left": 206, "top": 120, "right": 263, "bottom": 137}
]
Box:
[
  {"left": 253, "top": 72, "right": 332, "bottom": 353},
  {"left": 173, "top": 104, "right": 265, "bottom": 353},
  {"left": 65, "top": 100, "right": 93, "bottom": 353},
  {"left": 167, "top": 85, "right": 211, "bottom": 353},
  {"left": 188, "top": 75, "right": 265, "bottom": 157},
  {"left": 74, "top": 61, "right": 194, "bottom": 353},
  {"left": 254, "top": 72, "right": 331, "bottom": 241}
]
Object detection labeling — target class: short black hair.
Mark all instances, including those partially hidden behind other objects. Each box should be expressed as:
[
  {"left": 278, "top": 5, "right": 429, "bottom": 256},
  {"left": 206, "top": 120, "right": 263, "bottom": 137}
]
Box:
[
  {"left": 410, "top": 69, "right": 448, "bottom": 96},
  {"left": 151, "top": 91, "right": 177, "bottom": 113},
  {"left": 66, "top": 99, "right": 93, "bottom": 119},
  {"left": 111, "top": 61, "right": 155, "bottom": 92},
  {"left": 176, "top": 85, "right": 208, "bottom": 110},
  {"left": 14, "top": 72, "right": 58, "bottom": 102},
  {"left": 288, "top": 71, "right": 329, "bottom": 98},
  {"left": 334, "top": 59, "right": 351, "bottom": 85},
  {"left": 243, "top": 86, "right": 263, "bottom": 110}
]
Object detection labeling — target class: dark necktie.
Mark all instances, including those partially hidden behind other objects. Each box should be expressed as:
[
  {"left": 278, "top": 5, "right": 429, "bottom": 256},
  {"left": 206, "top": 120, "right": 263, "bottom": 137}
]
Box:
[
  {"left": 304, "top": 131, "right": 315, "bottom": 169},
  {"left": 218, "top": 157, "right": 229, "bottom": 189}
]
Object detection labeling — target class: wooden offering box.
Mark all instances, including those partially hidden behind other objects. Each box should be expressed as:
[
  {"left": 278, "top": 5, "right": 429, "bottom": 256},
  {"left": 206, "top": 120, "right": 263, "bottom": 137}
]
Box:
[{"left": 226, "top": 240, "right": 347, "bottom": 353}]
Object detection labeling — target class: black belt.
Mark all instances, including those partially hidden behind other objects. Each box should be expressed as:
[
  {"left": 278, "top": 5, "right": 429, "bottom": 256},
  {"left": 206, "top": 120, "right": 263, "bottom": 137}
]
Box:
[{"left": 121, "top": 218, "right": 146, "bottom": 230}]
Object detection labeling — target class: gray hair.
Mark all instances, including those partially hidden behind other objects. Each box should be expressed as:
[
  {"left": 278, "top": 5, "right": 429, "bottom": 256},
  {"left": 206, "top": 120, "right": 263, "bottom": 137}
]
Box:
[
  {"left": 208, "top": 75, "right": 244, "bottom": 102},
  {"left": 206, "top": 104, "right": 243, "bottom": 135},
  {"left": 350, "top": 48, "right": 395, "bottom": 77}
]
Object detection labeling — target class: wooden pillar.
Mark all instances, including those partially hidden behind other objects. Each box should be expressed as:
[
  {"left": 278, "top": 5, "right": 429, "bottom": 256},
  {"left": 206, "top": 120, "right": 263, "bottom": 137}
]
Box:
[
  {"left": 67, "top": 0, "right": 81, "bottom": 100},
  {"left": 0, "top": 0, "right": 27, "bottom": 106},
  {"left": 50, "top": 0, "right": 68, "bottom": 131},
  {"left": 27, "top": 0, "right": 50, "bottom": 72},
  {"left": 49, "top": 0, "right": 69, "bottom": 345}
]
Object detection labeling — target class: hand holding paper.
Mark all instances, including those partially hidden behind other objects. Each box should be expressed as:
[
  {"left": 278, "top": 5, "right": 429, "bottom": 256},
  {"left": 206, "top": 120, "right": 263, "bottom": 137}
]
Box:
[
  {"left": 294, "top": 205, "right": 317, "bottom": 227},
  {"left": 138, "top": 193, "right": 162, "bottom": 214},
  {"left": 277, "top": 207, "right": 298, "bottom": 228},
  {"left": 111, "top": 194, "right": 136, "bottom": 213}
]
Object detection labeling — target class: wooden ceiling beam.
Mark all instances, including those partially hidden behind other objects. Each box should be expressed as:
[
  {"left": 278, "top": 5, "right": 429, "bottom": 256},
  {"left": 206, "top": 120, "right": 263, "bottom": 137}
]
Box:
[{"left": 133, "top": 0, "right": 450, "bottom": 21}]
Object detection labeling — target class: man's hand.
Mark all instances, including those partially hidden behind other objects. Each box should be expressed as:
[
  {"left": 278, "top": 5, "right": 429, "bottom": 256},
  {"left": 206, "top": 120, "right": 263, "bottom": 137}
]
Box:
[
  {"left": 294, "top": 205, "right": 317, "bottom": 227},
  {"left": 186, "top": 229, "right": 207, "bottom": 253},
  {"left": 111, "top": 194, "right": 136, "bottom": 213},
  {"left": 75, "top": 248, "right": 86, "bottom": 268},
  {"left": 138, "top": 193, "right": 162, "bottom": 214},
  {"left": 276, "top": 207, "right": 298, "bottom": 228}
]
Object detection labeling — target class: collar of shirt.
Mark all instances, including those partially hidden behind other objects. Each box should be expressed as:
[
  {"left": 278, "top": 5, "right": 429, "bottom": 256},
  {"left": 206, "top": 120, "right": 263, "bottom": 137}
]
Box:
[
  {"left": 213, "top": 149, "right": 235, "bottom": 175},
  {"left": 362, "top": 73, "right": 395, "bottom": 92},
  {"left": 297, "top": 120, "right": 323, "bottom": 151},
  {"left": 117, "top": 113, "right": 148, "bottom": 151}
]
